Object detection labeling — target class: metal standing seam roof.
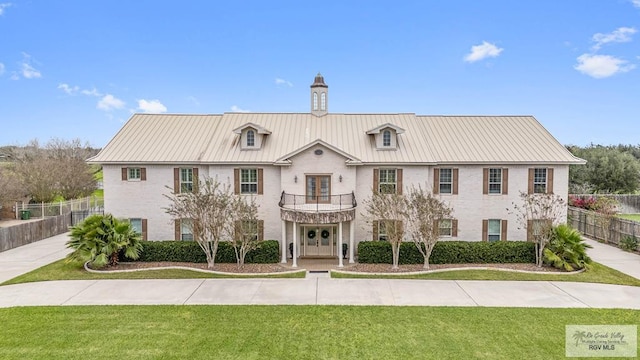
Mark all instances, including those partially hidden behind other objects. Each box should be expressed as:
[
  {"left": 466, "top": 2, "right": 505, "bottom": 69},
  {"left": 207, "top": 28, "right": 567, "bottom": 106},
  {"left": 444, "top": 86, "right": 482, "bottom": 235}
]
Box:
[{"left": 88, "top": 113, "right": 586, "bottom": 165}]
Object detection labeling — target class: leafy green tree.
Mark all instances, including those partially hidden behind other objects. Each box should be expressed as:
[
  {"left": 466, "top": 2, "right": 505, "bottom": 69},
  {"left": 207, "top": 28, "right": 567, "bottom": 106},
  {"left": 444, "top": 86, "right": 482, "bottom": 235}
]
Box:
[
  {"left": 568, "top": 145, "right": 640, "bottom": 194},
  {"left": 544, "top": 224, "right": 592, "bottom": 271},
  {"left": 66, "top": 214, "right": 142, "bottom": 268}
]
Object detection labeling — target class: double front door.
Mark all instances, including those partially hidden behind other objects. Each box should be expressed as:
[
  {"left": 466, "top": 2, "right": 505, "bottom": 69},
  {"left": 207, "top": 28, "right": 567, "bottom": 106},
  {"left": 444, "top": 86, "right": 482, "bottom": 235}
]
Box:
[{"left": 302, "top": 225, "right": 334, "bottom": 256}]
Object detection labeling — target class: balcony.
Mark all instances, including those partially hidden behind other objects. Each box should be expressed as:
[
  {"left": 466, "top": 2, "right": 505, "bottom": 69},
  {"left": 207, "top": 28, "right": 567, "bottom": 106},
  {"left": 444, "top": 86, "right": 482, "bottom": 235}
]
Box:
[{"left": 278, "top": 191, "right": 357, "bottom": 224}]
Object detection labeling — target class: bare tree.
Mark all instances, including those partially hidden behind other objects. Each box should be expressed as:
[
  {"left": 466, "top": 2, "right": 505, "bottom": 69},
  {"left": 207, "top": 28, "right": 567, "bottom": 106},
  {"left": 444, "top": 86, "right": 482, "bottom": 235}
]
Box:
[
  {"left": 10, "top": 138, "right": 98, "bottom": 202},
  {"left": 229, "top": 196, "right": 260, "bottom": 268},
  {"left": 363, "top": 190, "right": 407, "bottom": 269},
  {"left": 510, "top": 191, "right": 567, "bottom": 267},
  {"left": 164, "top": 176, "right": 236, "bottom": 269},
  {"left": 405, "top": 185, "right": 452, "bottom": 269},
  {"left": 0, "top": 166, "right": 25, "bottom": 203}
]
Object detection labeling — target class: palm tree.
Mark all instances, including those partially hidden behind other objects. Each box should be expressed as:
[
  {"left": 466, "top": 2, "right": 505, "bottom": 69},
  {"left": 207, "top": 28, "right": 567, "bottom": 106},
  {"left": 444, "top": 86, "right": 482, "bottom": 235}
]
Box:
[
  {"left": 544, "top": 224, "right": 592, "bottom": 271},
  {"left": 66, "top": 214, "right": 143, "bottom": 269}
]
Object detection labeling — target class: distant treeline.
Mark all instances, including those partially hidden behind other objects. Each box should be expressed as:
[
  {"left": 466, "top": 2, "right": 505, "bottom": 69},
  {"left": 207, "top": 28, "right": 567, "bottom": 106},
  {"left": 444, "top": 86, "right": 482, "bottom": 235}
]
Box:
[{"left": 567, "top": 144, "right": 640, "bottom": 194}]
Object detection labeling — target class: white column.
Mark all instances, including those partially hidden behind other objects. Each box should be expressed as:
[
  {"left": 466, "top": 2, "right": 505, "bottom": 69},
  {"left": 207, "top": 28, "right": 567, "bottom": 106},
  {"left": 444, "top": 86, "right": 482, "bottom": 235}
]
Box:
[
  {"left": 338, "top": 222, "right": 344, "bottom": 268},
  {"left": 292, "top": 222, "right": 298, "bottom": 268},
  {"left": 349, "top": 220, "right": 355, "bottom": 264},
  {"left": 281, "top": 220, "right": 287, "bottom": 264}
]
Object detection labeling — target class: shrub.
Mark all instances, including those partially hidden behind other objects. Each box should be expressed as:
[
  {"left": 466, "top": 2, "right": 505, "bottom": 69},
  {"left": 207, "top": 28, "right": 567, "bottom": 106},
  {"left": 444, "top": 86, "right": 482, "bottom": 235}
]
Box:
[
  {"left": 543, "top": 225, "right": 592, "bottom": 271},
  {"left": 357, "top": 241, "right": 535, "bottom": 264},
  {"left": 620, "top": 235, "right": 639, "bottom": 252},
  {"left": 121, "top": 240, "right": 280, "bottom": 264}
]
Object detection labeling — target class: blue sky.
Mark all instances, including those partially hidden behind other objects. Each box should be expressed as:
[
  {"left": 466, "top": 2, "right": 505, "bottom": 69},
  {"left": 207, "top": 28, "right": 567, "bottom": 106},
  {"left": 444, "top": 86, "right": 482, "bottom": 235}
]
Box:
[{"left": 1, "top": 1, "right": 639, "bottom": 147}]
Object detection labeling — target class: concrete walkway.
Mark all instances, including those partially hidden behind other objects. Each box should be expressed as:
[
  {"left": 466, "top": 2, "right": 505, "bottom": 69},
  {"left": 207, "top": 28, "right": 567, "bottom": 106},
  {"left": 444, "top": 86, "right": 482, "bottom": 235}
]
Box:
[
  {"left": 0, "top": 233, "right": 639, "bottom": 309},
  {"left": 0, "top": 232, "right": 71, "bottom": 283}
]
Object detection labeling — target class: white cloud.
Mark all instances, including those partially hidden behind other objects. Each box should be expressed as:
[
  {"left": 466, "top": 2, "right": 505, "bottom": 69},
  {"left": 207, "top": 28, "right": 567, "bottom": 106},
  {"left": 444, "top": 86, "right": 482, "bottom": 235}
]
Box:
[
  {"left": 631, "top": 0, "right": 640, "bottom": 8},
  {"left": 81, "top": 88, "right": 101, "bottom": 97},
  {"left": 275, "top": 78, "right": 293, "bottom": 87},
  {"left": 230, "top": 105, "right": 250, "bottom": 112},
  {"left": 464, "top": 41, "right": 503, "bottom": 63},
  {"left": 0, "top": 3, "right": 11, "bottom": 16},
  {"left": 0, "top": 62, "right": 4, "bottom": 75},
  {"left": 97, "top": 94, "right": 125, "bottom": 111},
  {"left": 574, "top": 54, "right": 635, "bottom": 78},
  {"left": 17, "top": 53, "right": 42, "bottom": 79},
  {"left": 137, "top": 99, "right": 167, "bottom": 113},
  {"left": 58, "top": 83, "right": 79, "bottom": 95},
  {"left": 592, "top": 27, "right": 637, "bottom": 50}
]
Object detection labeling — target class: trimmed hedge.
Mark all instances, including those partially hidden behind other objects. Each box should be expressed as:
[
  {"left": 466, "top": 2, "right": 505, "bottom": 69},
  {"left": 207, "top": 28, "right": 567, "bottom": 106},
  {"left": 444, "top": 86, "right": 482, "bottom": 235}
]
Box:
[
  {"left": 357, "top": 241, "right": 535, "bottom": 264},
  {"left": 121, "top": 240, "right": 280, "bottom": 264}
]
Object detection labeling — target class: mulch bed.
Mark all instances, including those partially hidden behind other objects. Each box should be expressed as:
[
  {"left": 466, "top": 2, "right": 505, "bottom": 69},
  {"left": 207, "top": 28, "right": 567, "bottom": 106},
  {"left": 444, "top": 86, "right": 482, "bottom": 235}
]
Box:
[{"left": 97, "top": 261, "right": 565, "bottom": 274}]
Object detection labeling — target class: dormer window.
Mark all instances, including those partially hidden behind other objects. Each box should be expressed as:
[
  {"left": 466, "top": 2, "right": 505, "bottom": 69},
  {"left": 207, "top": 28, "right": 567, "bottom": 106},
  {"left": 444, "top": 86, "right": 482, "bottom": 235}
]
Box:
[
  {"left": 313, "top": 92, "right": 318, "bottom": 110},
  {"left": 233, "top": 122, "right": 272, "bottom": 150},
  {"left": 246, "top": 129, "right": 255, "bottom": 147},
  {"left": 382, "top": 130, "right": 391, "bottom": 147},
  {"left": 366, "top": 123, "right": 405, "bottom": 150}
]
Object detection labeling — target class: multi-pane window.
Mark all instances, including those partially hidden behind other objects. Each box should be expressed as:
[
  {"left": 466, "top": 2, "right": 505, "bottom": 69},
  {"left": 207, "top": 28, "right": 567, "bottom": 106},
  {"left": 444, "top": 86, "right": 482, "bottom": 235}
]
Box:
[
  {"left": 533, "top": 168, "right": 547, "bottom": 194},
  {"left": 439, "top": 219, "right": 452, "bottom": 237},
  {"left": 181, "top": 219, "right": 193, "bottom": 241},
  {"left": 488, "top": 219, "right": 501, "bottom": 241},
  {"left": 240, "top": 169, "right": 258, "bottom": 194},
  {"left": 238, "top": 220, "right": 259, "bottom": 242},
  {"left": 180, "top": 168, "right": 193, "bottom": 193},
  {"left": 377, "top": 221, "right": 388, "bottom": 241},
  {"left": 128, "top": 167, "right": 141, "bottom": 181},
  {"left": 379, "top": 169, "right": 397, "bottom": 194},
  {"left": 488, "top": 168, "right": 502, "bottom": 194},
  {"left": 129, "top": 218, "right": 142, "bottom": 235},
  {"left": 439, "top": 168, "right": 453, "bottom": 194},
  {"left": 321, "top": 93, "right": 326, "bottom": 110},
  {"left": 246, "top": 130, "right": 255, "bottom": 147},
  {"left": 382, "top": 130, "right": 391, "bottom": 147},
  {"left": 313, "top": 92, "right": 318, "bottom": 110}
]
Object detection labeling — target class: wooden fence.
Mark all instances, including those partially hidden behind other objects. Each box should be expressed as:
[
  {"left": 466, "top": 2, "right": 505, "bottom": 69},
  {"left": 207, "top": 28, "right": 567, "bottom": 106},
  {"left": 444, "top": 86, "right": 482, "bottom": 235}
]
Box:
[
  {"left": 0, "top": 214, "right": 71, "bottom": 252},
  {"left": 567, "top": 207, "right": 640, "bottom": 246}
]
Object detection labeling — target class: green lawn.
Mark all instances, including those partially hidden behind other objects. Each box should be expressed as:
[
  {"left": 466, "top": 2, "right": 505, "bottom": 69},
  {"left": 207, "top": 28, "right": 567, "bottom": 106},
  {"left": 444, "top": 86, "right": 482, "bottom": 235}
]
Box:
[
  {"left": 617, "top": 213, "right": 640, "bottom": 222},
  {"left": 0, "top": 260, "right": 305, "bottom": 285},
  {"left": 0, "top": 306, "right": 637, "bottom": 359},
  {"left": 333, "top": 262, "right": 640, "bottom": 286}
]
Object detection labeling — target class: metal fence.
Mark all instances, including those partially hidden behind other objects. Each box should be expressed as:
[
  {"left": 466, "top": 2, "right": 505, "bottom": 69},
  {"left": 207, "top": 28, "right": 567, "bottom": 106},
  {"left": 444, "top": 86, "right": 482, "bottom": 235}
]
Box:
[
  {"left": 567, "top": 206, "right": 640, "bottom": 246},
  {"left": 15, "top": 196, "right": 104, "bottom": 219}
]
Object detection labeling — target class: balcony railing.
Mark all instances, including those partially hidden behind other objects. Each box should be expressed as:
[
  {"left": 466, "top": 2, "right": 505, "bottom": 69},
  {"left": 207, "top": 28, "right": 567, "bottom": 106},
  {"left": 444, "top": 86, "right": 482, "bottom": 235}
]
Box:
[{"left": 278, "top": 191, "right": 357, "bottom": 213}]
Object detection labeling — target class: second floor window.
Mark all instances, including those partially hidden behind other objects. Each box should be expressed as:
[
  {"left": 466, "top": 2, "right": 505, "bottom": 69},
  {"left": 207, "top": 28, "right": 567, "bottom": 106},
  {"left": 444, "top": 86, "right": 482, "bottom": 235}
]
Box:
[
  {"left": 128, "top": 167, "right": 141, "bottom": 181},
  {"left": 379, "top": 169, "right": 397, "bottom": 194},
  {"left": 489, "top": 168, "right": 502, "bottom": 194},
  {"left": 180, "top": 168, "right": 193, "bottom": 193},
  {"left": 534, "top": 168, "right": 547, "bottom": 194},
  {"left": 439, "top": 168, "right": 453, "bottom": 194},
  {"left": 240, "top": 169, "right": 258, "bottom": 194}
]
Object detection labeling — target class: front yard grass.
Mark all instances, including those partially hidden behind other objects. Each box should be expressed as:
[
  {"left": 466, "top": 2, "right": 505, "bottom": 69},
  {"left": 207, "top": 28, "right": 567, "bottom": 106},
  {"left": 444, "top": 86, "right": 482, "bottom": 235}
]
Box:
[
  {"left": 0, "top": 260, "right": 305, "bottom": 285},
  {"left": 0, "top": 306, "right": 637, "bottom": 360},
  {"left": 617, "top": 213, "right": 640, "bottom": 222},
  {"left": 333, "top": 262, "right": 640, "bottom": 286}
]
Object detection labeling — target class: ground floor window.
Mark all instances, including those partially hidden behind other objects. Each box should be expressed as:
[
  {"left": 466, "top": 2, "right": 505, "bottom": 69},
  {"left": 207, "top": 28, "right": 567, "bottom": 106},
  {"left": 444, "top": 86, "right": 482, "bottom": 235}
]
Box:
[
  {"left": 181, "top": 219, "right": 193, "bottom": 241},
  {"left": 487, "top": 219, "right": 501, "bottom": 241}
]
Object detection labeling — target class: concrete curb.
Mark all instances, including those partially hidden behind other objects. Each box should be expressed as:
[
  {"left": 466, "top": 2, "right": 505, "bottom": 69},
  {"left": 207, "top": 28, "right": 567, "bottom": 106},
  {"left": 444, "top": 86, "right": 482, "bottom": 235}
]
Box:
[
  {"left": 83, "top": 262, "right": 307, "bottom": 277},
  {"left": 332, "top": 266, "right": 585, "bottom": 276}
]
